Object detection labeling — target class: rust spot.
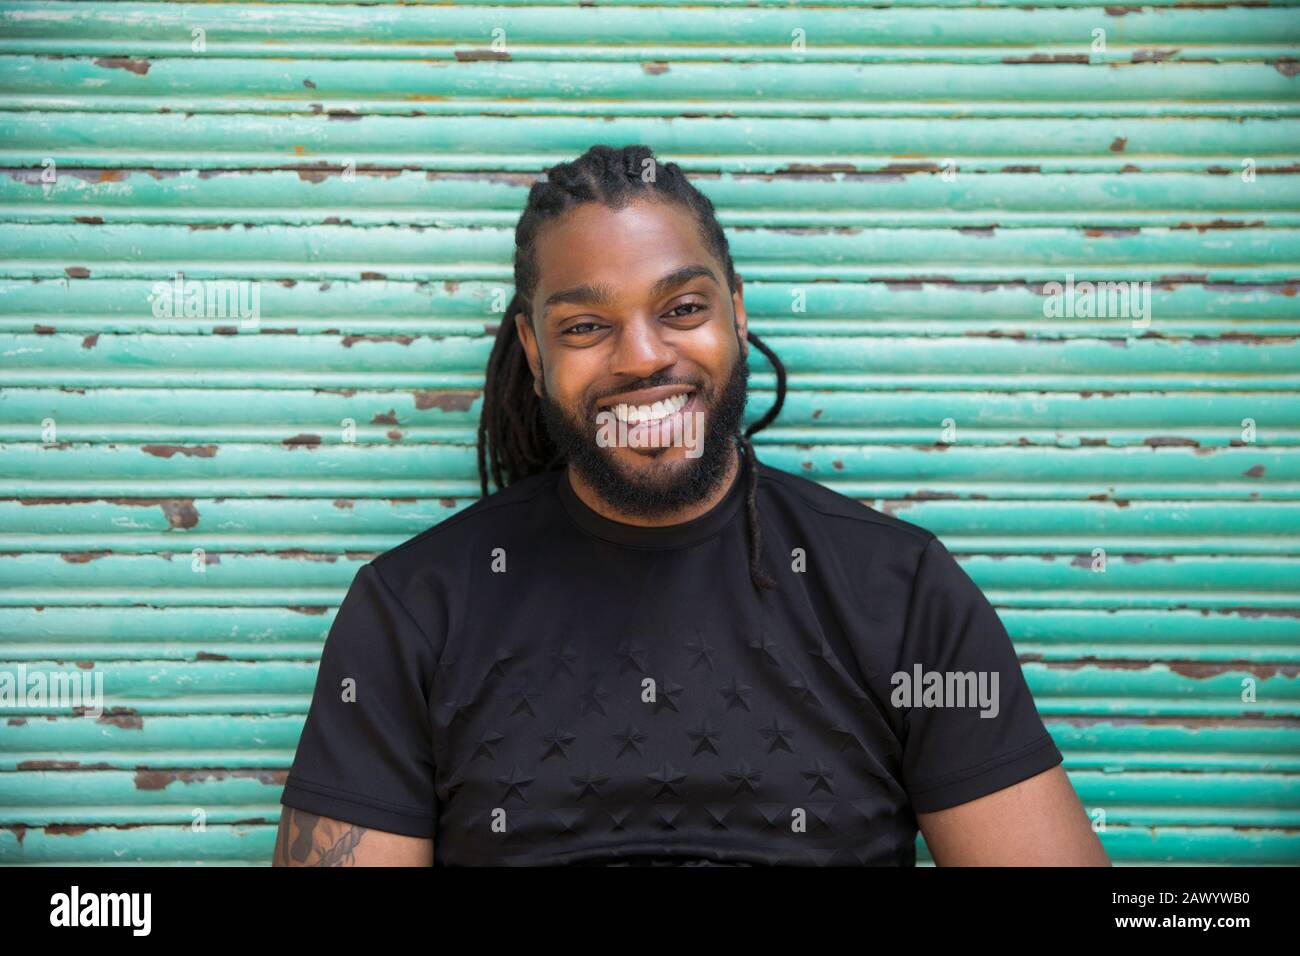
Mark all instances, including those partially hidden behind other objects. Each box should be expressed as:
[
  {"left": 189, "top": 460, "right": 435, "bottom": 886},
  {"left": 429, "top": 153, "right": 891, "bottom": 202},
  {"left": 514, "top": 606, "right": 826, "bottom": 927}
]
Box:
[
  {"left": 387, "top": 429, "right": 402, "bottom": 440},
  {"left": 342, "top": 333, "right": 413, "bottom": 347},
  {"left": 59, "top": 552, "right": 106, "bottom": 563},
  {"left": 1002, "top": 54, "right": 1089, "bottom": 64},
  {"left": 7, "top": 717, "right": 27, "bottom": 726},
  {"left": 1084, "top": 227, "right": 1139, "bottom": 238},
  {"left": 1080, "top": 437, "right": 1109, "bottom": 447},
  {"left": 1243, "top": 464, "right": 1265, "bottom": 478},
  {"left": 64, "top": 266, "right": 90, "bottom": 279},
  {"left": 1168, "top": 662, "right": 1298, "bottom": 680},
  {"left": 1218, "top": 332, "right": 1295, "bottom": 344},
  {"left": 1104, "top": 6, "right": 1142, "bottom": 15},
  {"left": 195, "top": 650, "right": 230, "bottom": 661},
  {"left": 777, "top": 162, "right": 863, "bottom": 174},
  {"left": 141, "top": 444, "right": 217, "bottom": 458},
  {"left": 1109, "top": 136, "right": 1127, "bottom": 152},
  {"left": 33, "top": 324, "right": 55, "bottom": 334},
  {"left": 283, "top": 433, "right": 321, "bottom": 447},
  {"left": 359, "top": 271, "right": 387, "bottom": 281},
  {"left": 642, "top": 62, "right": 669, "bottom": 75},
  {"left": 93, "top": 56, "right": 149, "bottom": 75},
  {"left": 303, "top": 78, "right": 317, "bottom": 89},
  {"left": 288, "top": 605, "right": 329, "bottom": 615},
  {"left": 213, "top": 325, "right": 238, "bottom": 335},
  {"left": 133, "top": 769, "right": 289, "bottom": 791},
  {"left": 1132, "top": 49, "right": 1180, "bottom": 63},
  {"left": 413, "top": 390, "right": 477, "bottom": 411},
  {"left": 831, "top": 459, "right": 844, "bottom": 470},
  {"left": 956, "top": 226, "right": 996, "bottom": 237},
  {"left": 327, "top": 109, "right": 361, "bottom": 121},
  {"left": 80, "top": 333, "right": 99, "bottom": 349},
  {"left": 1001, "top": 165, "right": 1042, "bottom": 173},
  {"left": 439, "top": 497, "right": 456, "bottom": 508},
  {"left": 44, "top": 824, "right": 93, "bottom": 836},
  {"left": 160, "top": 500, "right": 198, "bottom": 529},
  {"left": 455, "top": 49, "right": 511, "bottom": 61},
  {"left": 908, "top": 490, "right": 960, "bottom": 500},
  {"left": 1144, "top": 436, "right": 1199, "bottom": 447},
  {"left": 97, "top": 713, "right": 144, "bottom": 729},
  {"left": 1275, "top": 59, "right": 1300, "bottom": 78},
  {"left": 74, "top": 215, "right": 105, "bottom": 224},
  {"left": 296, "top": 168, "right": 330, "bottom": 184},
  {"left": 812, "top": 409, "right": 822, "bottom": 419},
  {"left": 1119, "top": 163, "right": 1141, "bottom": 173},
  {"left": 877, "top": 162, "right": 941, "bottom": 175},
  {"left": 333, "top": 499, "right": 354, "bottom": 509},
  {"left": 372, "top": 409, "right": 399, "bottom": 425},
  {"left": 444, "top": 280, "right": 460, "bottom": 293},
  {"left": 1173, "top": 219, "right": 1266, "bottom": 232}
]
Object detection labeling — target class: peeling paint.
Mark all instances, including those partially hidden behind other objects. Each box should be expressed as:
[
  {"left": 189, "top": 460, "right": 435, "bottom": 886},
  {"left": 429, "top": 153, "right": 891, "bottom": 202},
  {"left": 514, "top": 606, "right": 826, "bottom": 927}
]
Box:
[
  {"left": 141, "top": 444, "right": 217, "bottom": 459},
  {"left": 413, "top": 390, "right": 477, "bottom": 411},
  {"left": 93, "top": 56, "right": 149, "bottom": 75}
]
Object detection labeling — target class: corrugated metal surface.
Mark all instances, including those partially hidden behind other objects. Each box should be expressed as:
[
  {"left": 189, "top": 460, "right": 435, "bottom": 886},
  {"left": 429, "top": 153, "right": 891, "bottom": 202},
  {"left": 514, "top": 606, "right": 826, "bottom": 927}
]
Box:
[{"left": 1, "top": 0, "right": 1298, "bottom": 865}]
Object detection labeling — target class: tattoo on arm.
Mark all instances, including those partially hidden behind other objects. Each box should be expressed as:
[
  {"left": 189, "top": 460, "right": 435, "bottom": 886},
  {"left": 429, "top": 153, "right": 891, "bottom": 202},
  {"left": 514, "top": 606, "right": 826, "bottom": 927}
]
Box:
[{"left": 274, "top": 807, "right": 369, "bottom": 866}]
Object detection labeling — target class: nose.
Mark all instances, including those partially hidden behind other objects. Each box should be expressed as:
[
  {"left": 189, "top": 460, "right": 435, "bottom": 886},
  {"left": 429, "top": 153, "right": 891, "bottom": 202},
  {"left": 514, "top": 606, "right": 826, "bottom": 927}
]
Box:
[{"left": 608, "top": 314, "right": 677, "bottom": 381}]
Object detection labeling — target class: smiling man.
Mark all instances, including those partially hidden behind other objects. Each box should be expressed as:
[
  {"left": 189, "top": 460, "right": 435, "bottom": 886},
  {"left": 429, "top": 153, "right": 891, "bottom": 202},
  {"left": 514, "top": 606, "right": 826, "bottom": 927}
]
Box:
[{"left": 274, "top": 144, "right": 1110, "bottom": 867}]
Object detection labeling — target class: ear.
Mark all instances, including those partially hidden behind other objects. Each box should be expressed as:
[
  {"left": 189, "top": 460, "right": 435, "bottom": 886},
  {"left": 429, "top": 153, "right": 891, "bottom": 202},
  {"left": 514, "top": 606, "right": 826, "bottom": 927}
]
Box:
[
  {"left": 514, "top": 309, "right": 544, "bottom": 398},
  {"left": 731, "top": 273, "right": 749, "bottom": 360}
]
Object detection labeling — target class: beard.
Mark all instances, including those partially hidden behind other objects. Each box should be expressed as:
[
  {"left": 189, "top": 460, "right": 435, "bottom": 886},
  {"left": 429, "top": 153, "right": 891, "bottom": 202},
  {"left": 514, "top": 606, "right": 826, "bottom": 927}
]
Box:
[{"left": 538, "top": 350, "right": 750, "bottom": 519}]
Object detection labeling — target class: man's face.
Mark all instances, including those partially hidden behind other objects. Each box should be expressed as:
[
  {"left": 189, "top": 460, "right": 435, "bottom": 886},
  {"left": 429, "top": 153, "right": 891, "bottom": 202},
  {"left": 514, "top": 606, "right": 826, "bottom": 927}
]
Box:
[{"left": 515, "top": 198, "right": 751, "bottom": 518}]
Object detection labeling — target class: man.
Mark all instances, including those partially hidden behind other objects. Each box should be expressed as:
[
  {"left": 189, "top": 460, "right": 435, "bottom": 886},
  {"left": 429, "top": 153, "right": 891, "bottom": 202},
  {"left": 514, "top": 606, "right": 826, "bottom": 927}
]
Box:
[{"left": 274, "top": 145, "right": 1109, "bottom": 867}]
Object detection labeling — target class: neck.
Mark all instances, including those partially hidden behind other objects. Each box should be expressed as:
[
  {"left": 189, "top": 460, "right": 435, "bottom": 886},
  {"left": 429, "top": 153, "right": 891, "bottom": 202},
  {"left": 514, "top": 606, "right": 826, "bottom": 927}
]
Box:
[{"left": 565, "top": 441, "right": 742, "bottom": 528}]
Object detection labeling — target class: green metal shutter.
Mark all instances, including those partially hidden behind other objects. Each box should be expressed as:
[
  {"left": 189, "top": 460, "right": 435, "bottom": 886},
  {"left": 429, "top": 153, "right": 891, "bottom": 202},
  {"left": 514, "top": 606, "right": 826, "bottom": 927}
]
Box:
[{"left": 1, "top": 0, "right": 1297, "bottom": 865}]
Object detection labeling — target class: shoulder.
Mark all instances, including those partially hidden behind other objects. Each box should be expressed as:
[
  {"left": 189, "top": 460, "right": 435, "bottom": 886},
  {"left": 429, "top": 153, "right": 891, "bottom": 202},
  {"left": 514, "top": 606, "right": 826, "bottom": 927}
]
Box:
[
  {"left": 369, "top": 469, "right": 560, "bottom": 586},
  {"left": 755, "top": 460, "right": 936, "bottom": 558}
]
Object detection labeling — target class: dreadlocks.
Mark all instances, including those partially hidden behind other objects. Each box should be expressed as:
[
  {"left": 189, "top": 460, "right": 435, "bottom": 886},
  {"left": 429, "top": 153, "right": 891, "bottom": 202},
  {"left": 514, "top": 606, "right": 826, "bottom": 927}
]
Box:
[{"left": 475, "top": 144, "right": 788, "bottom": 591}]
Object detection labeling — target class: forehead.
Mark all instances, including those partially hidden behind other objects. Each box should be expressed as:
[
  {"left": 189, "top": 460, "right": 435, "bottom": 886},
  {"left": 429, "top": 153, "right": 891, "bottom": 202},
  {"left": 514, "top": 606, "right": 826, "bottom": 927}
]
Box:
[{"left": 531, "top": 199, "right": 716, "bottom": 301}]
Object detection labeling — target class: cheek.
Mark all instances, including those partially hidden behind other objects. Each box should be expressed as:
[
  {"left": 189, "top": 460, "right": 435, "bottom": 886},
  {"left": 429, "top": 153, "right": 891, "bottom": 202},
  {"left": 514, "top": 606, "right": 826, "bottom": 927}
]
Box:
[
  {"left": 546, "top": 351, "right": 601, "bottom": 411},
  {"left": 684, "top": 324, "right": 740, "bottom": 386}
]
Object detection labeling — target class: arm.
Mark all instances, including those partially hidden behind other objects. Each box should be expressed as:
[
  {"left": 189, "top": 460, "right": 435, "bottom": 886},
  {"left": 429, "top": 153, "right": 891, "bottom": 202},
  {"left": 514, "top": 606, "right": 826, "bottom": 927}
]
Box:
[
  {"left": 272, "top": 806, "right": 433, "bottom": 867},
  {"left": 917, "top": 765, "right": 1110, "bottom": 866}
]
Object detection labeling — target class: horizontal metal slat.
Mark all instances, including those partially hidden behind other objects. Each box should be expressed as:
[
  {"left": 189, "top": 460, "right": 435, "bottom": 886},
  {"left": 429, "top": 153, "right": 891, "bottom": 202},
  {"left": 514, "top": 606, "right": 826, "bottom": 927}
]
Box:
[{"left": 3, "top": 114, "right": 1296, "bottom": 172}]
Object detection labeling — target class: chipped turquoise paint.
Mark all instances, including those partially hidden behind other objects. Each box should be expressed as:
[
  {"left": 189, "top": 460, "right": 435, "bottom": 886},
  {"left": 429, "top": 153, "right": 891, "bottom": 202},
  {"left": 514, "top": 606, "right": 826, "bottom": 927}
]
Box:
[{"left": 0, "top": 0, "right": 1297, "bottom": 865}]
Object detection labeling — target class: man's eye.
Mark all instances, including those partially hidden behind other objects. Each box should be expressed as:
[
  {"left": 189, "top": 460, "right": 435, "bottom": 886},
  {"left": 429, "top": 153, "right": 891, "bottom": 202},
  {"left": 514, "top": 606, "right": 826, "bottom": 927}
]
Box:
[
  {"left": 562, "top": 322, "right": 602, "bottom": 335},
  {"left": 666, "top": 302, "right": 707, "bottom": 318}
]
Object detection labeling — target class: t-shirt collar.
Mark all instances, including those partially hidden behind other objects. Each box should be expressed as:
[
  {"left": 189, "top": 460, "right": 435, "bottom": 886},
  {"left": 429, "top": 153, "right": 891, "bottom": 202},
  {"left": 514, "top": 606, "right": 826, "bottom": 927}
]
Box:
[{"left": 555, "top": 447, "right": 748, "bottom": 550}]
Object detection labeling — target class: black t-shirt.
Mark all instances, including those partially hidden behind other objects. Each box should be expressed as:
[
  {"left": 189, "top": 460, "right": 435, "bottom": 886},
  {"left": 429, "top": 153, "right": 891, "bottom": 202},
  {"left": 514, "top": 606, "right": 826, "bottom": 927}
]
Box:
[{"left": 281, "top": 452, "right": 1062, "bottom": 865}]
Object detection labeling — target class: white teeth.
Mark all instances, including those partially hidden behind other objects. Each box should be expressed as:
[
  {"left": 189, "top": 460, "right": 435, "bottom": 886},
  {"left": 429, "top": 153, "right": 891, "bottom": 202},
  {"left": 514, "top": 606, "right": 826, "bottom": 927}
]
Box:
[{"left": 610, "top": 391, "right": 690, "bottom": 424}]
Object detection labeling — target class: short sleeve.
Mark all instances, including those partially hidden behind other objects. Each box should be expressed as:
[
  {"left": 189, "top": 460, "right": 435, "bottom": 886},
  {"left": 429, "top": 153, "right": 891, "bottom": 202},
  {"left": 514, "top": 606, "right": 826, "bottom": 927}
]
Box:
[
  {"left": 895, "top": 537, "right": 1063, "bottom": 814},
  {"left": 280, "top": 562, "right": 438, "bottom": 837}
]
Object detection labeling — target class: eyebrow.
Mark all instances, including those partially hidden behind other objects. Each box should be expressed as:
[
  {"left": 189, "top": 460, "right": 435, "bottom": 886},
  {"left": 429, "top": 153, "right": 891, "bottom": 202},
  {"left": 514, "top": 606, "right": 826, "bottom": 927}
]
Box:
[{"left": 541, "top": 264, "right": 719, "bottom": 321}]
